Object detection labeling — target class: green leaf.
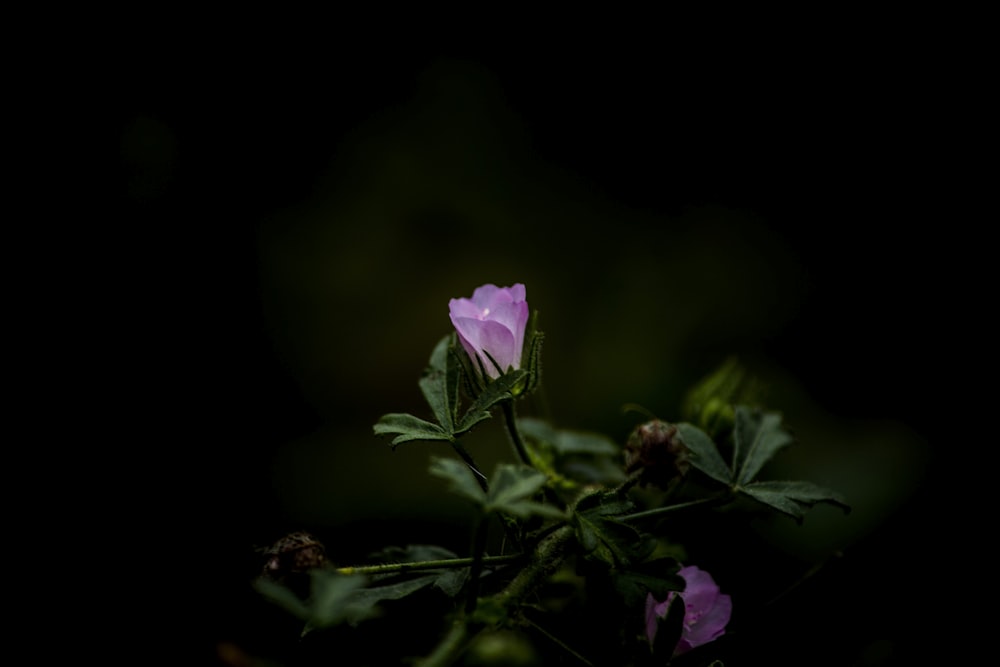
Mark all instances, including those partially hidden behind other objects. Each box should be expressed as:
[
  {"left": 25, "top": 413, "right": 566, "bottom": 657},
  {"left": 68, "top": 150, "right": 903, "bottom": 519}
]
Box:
[
  {"left": 681, "top": 356, "right": 763, "bottom": 436},
  {"left": 429, "top": 459, "right": 565, "bottom": 520},
  {"left": 419, "top": 334, "right": 461, "bottom": 432},
  {"left": 367, "top": 544, "right": 459, "bottom": 564},
  {"left": 732, "top": 406, "right": 794, "bottom": 486},
  {"left": 518, "top": 417, "right": 626, "bottom": 487},
  {"left": 256, "top": 571, "right": 374, "bottom": 633},
  {"left": 309, "top": 571, "right": 376, "bottom": 629},
  {"left": 574, "top": 510, "right": 647, "bottom": 567},
  {"left": 740, "top": 480, "right": 851, "bottom": 522},
  {"left": 676, "top": 422, "right": 732, "bottom": 485},
  {"left": 488, "top": 464, "right": 548, "bottom": 505},
  {"left": 254, "top": 577, "right": 311, "bottom": 619},
  {"left": 348, "top": 574, "right": 440, "bottom": 608},
  {"left": 373, "top": 413, "right": 453, "bottom": 447},
  {"left": 428, "top": 457, "right": 488, "bottom": 505},
  {"left": 486, "top": 464, "right": 566, "bottom": 519},
  {"left": 518, "top": 417, "right": 618, "bottom": 456},
  {"left": 574, "top": 489, "right": 635, "bottom": 516},
  {"left": 610, "top": 557, "right": 683, "bottom": 608},
  {"left": 363, "top": 544, "right": 469, "bottom": 598},
  {"left": 454, "top": 369, "right": 528, "bottom": 436},
  {"left": 432, "top": 568, "right": 469, "bottom": 598}
]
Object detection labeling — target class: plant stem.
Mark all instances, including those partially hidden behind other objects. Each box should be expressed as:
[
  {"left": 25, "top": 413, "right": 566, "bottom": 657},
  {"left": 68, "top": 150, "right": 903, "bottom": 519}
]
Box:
[
  {"left": 497, "top": 524, "right": 574, "bottom": 606},
  {"left": 335, "top": 553, "right": 523, "bottom": 576},
  {"left": 451, "top": 440, "right": 489, "bottom": 492},
  {"left": 501, "top": 401, "right": 532, "bottom": 466},
  {"left": 414, "top": 617, "right": 477, "bottom": 667},
  {"left": 465, "top": 517, "right": 490, "bottom": 614},
  {"left": 417, "top": 525, "right": 577, "bottom": 667},
  {"left": 616, "top": 492, "right": 731, "bottom": 522},
  {"left": 524, "top": 616, "right": 595, "bottom": 666}
]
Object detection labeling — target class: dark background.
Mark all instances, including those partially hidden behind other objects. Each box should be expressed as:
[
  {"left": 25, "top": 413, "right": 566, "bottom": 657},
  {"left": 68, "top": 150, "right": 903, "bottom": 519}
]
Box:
[{"left": 105, "top": 34, "right": 968, "bottom": 665}]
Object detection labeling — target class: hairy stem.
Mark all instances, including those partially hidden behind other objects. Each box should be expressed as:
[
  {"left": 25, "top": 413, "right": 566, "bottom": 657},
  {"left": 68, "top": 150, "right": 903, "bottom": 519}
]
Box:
[{"left": 335, "top": 553, "right": 522, "bottom": 576}]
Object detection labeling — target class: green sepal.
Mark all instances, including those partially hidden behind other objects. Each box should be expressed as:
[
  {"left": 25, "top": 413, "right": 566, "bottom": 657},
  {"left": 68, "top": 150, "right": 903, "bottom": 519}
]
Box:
[
  {"left": 454, "top": 368, "right": 528, "bottom": 436},
  {"left": 520, "top": 326, "right": 544, "bottom": 397},
  {"left": 739, "top": 479, "right": 850, "bottom": 523},
  {"left": 418, "top": 333, "right": 462, "bottom": 432}
]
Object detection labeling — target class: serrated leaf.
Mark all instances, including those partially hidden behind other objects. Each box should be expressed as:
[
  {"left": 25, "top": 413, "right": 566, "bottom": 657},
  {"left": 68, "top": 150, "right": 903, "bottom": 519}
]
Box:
[
  {"left": 373, "top": 413, "right": 453, "bottom": 447},
  {"left": 429, "top": 457, "right": 488, "bottom": 505},
  {"left": 732, "top": 406, "right": 794, "bottom": 485},
  {"left": 418, "top": 334, "right": 461, "bottom": 432},
  {"left": 676, "top": 422, "right": 732, "bottom": 485},
  {"left": 740, "top": 480, "right": 851, "bottom": 522},
  {"left": 574, "top": 512, "right": 644, "bottom": 567},
  {"left": 574, "top": 490, "right": 635, "bottom": 516},
  {"left": 454, "top": 369, "right": 528, "bottom": 436}
]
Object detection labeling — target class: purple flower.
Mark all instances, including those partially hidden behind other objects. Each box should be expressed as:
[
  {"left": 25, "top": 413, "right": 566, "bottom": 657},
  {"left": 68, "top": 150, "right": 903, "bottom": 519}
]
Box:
[
  {"left": 449, "top": 283, "right": 529, "bottom": 379},
  {"left": 646, "top": 565, "right": 732, "bottom": 656}
]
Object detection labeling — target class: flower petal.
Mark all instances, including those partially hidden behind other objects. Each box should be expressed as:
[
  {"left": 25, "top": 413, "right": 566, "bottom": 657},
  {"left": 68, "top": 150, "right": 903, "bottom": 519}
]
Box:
[
  {"left": 677, "top": 565, "right": 721, "bottom": 612},
  {"left": 684, "top": 593, "right": 732, "bottom": 648},
  {"left": 449, "top": 317, "right": 517, "bottom": 377}
]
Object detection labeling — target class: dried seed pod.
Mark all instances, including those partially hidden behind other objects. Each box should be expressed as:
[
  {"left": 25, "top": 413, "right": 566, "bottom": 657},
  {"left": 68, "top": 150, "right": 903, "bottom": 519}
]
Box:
[
  {"left": 623, "top": 419, "right": 691, "bottom": 489},
  {"left": 260, "top": 531, "right": 327, "bottom": 596}
]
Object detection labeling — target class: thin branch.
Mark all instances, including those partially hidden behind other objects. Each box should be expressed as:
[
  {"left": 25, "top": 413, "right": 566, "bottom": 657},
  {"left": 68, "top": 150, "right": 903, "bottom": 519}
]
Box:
[{"left": 616, "top": 493, "right": 731, "bottom": 523}]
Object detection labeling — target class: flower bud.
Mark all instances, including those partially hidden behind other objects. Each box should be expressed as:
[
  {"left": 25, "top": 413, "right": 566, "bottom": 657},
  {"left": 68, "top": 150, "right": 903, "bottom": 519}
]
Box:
[
  {"left": 623, "top": 420, "right": 691, "bottom": 488},
  {"left": 449, "top": 283, "right": 529, "bottom": 379}
]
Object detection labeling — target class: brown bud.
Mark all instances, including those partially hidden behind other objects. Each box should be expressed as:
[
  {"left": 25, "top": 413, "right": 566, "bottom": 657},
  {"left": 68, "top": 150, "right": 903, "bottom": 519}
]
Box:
[{"left": 623, "top": 420, "right": 691, "bottom": 488}]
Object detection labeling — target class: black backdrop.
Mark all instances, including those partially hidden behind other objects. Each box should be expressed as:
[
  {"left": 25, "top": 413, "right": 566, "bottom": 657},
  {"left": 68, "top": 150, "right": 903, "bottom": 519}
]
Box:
[{"left": 106, "top": 36, "right": 964, "bottom": 666}]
